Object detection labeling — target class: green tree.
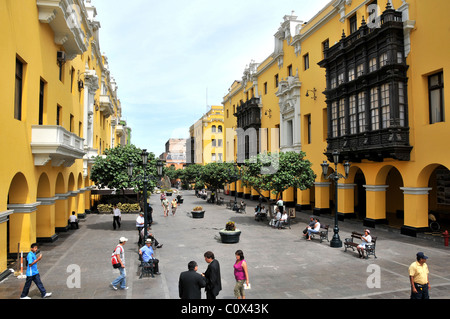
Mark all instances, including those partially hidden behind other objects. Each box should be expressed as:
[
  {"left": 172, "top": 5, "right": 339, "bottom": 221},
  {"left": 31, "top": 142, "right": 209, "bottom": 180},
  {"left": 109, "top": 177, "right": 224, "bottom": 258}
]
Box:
[
  {"left": 165, "top": 165, "right": 178, "bottom": 183},
  {"left": 240, "top": 151, "right": 316, "bottom": 216},
  {"left": 178, "top": 164, "right": 203, "bottom": 190},
  {"left": 90, "top": 144, "right": 160, "bottom": 194},
  {"left": 198, "top": 162, "right": 235, "bottom": 202}
]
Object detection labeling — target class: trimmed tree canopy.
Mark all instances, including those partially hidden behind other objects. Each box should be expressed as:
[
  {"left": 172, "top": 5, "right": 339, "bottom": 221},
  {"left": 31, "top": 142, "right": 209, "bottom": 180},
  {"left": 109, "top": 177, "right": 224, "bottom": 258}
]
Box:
[
  {"left": 240, "top": 151, "right": 316, "bottom": 200},
  {"left": 90, "top": 144, "right": 160, "bottom": 193}
]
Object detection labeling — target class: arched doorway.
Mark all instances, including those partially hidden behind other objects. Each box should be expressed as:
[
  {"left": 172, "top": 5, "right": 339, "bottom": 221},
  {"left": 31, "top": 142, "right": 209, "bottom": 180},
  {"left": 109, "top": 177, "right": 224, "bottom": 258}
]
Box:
[
  {"left": 354, "top": 168, "right": 367, "bottom": 220},
  {"left": 7, "top": 173, "right": 31, "bottom": 254},
  {"left": 385, "top": 167, "right": 405, "bottom": 228},
  {"left": 36, "top": 173, "right": 56, "bottom": 242},
  {"left": 427, "top": 165, "right": 450, "bottom": 231},
  {"left": 55, "top": 173, "right": 67, "bottom": 231}
]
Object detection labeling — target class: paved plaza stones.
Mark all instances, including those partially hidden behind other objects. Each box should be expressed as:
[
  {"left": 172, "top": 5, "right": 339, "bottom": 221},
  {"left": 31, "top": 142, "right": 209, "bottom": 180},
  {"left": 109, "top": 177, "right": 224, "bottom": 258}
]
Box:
[{"left": 0, "top": 190, "right": 449, "bottom": 301}]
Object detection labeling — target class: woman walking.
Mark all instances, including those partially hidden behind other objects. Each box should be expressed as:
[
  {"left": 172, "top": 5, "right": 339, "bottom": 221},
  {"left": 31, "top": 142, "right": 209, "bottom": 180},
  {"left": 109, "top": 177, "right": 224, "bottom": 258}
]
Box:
[{"left": 233, "top": 250, "right": 249, "bottom": 299}]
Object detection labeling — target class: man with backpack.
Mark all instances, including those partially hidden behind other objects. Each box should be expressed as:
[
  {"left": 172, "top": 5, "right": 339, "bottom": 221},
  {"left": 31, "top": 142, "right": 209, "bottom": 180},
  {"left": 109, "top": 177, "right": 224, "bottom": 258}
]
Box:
[{"left": 110, "top": 237, "right": 128, "bottom": 290}]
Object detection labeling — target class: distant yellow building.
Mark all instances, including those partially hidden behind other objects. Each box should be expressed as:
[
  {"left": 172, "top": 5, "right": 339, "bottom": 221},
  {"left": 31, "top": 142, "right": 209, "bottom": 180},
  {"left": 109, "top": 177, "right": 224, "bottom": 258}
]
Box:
[
  {"left": 0, "top": 0, "right": 128, "bottom": 277},
  {"left": 188, "top": 105, "right": 224, "bottom": 165},
  {"left": 223, "top": 0, "right": 450, "bottom": 237}
]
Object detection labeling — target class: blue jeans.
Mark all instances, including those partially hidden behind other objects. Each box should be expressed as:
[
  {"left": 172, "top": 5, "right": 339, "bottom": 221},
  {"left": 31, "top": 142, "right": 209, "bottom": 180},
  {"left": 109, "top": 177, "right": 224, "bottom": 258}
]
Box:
[
  {"left": 307, "top": 229, "right": 319, "bottom": 237},
  {"left": 20, "top": 274, "right": 47, "bottom": 298},
  {"left": 112, "top": 267, "right": 127, "bottom": 289}
]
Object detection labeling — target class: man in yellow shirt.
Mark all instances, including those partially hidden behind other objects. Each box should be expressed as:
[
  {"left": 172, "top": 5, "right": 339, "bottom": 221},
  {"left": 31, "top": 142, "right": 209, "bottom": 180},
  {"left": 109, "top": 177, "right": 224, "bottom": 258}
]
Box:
[{"left": 409, "top": 252, "right": 430, "bottom": 299}]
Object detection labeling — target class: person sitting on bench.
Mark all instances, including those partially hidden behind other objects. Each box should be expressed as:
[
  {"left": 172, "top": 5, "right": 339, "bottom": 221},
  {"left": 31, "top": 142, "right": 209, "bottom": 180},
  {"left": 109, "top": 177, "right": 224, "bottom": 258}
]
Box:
[
  {"left": 139, "top": 239, "right": 160, "bottom": 274},
  {"left": 69, "top": 211, "right": 79, "bottom": 229},
  {"left": 275, "top": 211, "right": 288, "bottom": 229},
  {"left": 357, "top": 229, "right": 372, "bottom": 259},
  {"left": 305, "top": 218, "right": 320, "bottom": 240}
]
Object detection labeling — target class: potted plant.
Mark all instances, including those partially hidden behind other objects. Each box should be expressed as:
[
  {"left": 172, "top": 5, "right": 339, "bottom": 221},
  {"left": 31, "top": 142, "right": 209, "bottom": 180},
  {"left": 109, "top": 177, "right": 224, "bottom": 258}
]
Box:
[
  {"left": 219, "top": 221, "right": 241, "bottom": 243},
  {"left": 191, "top": 206, "right": 205, "bottom": 219}
]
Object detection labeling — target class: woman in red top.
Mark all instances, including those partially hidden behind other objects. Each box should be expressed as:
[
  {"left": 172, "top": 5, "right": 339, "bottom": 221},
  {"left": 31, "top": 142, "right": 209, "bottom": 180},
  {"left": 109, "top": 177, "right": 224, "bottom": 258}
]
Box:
[{"left": 233, "top": 250, "right": 249, "bottom": 299}]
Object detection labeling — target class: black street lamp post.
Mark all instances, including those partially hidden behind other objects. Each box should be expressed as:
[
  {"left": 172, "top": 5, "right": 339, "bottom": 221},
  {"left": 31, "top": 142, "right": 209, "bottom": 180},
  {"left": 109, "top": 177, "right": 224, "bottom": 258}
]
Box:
[
  {"left": 128, "top": 149, "right": 163, "bottom": 241},
  {"left": 321, "top": 150, "right": 351, "bottom": 248}
]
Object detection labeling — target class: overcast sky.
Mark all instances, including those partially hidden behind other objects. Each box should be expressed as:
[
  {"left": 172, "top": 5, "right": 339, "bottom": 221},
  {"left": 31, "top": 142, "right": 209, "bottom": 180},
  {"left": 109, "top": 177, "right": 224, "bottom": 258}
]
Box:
[{"left": 92, "top": 0, "right": 331, "bottom": 156}]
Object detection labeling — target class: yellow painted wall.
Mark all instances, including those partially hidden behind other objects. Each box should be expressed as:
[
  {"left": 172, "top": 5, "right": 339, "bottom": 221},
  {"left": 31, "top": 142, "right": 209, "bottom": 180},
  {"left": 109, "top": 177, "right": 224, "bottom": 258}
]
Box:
[
  {"left": 223, "top": 81, "right": 243, "bottom": 163},
  {"left": 221, "top": 0, "right": 450, "bottom": 233},
  {"left": 0, "top": 0, "right": 126, "bottom": 274},
  {"left": 202, "top": 105, "right": 224, "bottom": 165}
]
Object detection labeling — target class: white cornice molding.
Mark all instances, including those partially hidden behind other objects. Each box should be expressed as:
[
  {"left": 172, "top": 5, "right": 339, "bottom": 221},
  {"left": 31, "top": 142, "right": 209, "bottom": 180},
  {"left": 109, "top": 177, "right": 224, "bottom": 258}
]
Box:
[
  {"left": 37, "top": 0, "right": 89, "bottom": 59},
  {"left": 400, "top": 187, "right": 432, "bottom": 195},
  {"left": 363, "top": 185, "right": 389, "bottom": 192},
  {"left": 0, "top": 211, "right": 14, "bottom": 224},
  {"left": 7, "top": 202, "right": 41, "bottom": 213}
]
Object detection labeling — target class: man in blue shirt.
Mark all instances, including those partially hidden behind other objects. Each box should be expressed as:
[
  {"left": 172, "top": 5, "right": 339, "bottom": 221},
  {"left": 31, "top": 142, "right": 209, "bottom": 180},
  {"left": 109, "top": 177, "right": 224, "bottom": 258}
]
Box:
[
  {"left": 20, "top": 243, "right": 52, "bottom": 299},
  {"left": 139, "top": 239, "right": 160, "bottom": 274}
]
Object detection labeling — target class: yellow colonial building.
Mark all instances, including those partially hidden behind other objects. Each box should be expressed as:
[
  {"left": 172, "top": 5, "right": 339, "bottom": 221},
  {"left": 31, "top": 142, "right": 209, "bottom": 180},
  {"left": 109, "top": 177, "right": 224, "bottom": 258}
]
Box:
[
  {"left": 0, "top": 0, "right": 128, "bottom": 277},
  {"left": 188, "top": 105, "right": 225, "bottom": 165},
  {"left": 223, "top": 0, "right": 450, "bottom": 237}
]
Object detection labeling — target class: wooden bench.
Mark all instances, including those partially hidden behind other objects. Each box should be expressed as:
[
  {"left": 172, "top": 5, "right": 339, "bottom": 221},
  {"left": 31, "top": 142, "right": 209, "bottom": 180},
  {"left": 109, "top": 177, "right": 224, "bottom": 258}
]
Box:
[
  {"left": 138, "top": 255, "right": 155, "bottom": 278},
  {"left": 226, "top": 200, "right": 234, "bottom": 210},
  {"left": 280, "top": 217, "right": 291, "bottom": 229},
  {"left": 255, "top": 211, "right": 268, "bottom": 222},
  {"left": 310, "top": 225, "right": 329, "bottom": 243},
  {"left": 344, "top": 232, "right": 377, "bottom": 259}
]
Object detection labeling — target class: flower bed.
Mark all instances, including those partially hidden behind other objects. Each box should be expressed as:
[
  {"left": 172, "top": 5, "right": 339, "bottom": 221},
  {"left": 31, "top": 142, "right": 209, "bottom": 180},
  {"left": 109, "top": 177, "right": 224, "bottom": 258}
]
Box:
[{"left": 97, "top": 203, "right": 140, "bottom": 214}]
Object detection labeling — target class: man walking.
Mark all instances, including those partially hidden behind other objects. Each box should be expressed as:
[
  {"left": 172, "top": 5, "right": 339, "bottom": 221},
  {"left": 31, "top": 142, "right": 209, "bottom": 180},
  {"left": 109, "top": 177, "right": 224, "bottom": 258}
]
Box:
[
  {"left": 20, "top": 243, "right": 52, "bottom": 299},
  {"left": 276, "top": 197, "right": 284, "bottom": 214},
  {"left": 112, "top": 205, "right": 121, "bottom": 230},
  {"left": 136, "top": 212, "right": 145, "bottom": 246},
  {"left": 179, "top": 261, "right": 206, "bottom": 299},
  {"left": 203, "top": 251, "right": 222, "bottom": 299},
  {"left": 409, "top": 252, "right": 430, "bottom": 299},
  {"left": 111, "top": 237, "right": 128, "bottom": 290}
]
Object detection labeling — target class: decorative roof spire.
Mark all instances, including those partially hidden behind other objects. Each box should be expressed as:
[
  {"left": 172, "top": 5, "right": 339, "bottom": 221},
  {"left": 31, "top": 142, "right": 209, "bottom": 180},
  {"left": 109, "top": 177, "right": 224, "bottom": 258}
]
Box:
[
  {"left": 386, "top": 0, "right": 393, "bottom": 10},
  {"left": 361, "top": 15, "right": 366, "bottom": 27}
]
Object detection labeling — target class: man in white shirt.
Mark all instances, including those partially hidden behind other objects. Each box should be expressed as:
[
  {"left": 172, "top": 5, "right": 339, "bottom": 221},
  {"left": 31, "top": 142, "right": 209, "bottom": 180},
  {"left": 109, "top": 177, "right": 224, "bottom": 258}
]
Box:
[
  {"left": 270, "top": 208, "right": 282, "bottom": 227},
  {"left": 276, "top": 198, "right": 284, "bottom": 214},
  {"left": 136, "top": 212, "right": 145, "bottom": 246},
  {"left": 275, "top": 212, "right": 288, "bottom": 229},
  {"left": 113, "top": 205, "right": 121, "bottom": 230},
  {"left": 69, "top": 211, "right": 78, "bottom": 229}
]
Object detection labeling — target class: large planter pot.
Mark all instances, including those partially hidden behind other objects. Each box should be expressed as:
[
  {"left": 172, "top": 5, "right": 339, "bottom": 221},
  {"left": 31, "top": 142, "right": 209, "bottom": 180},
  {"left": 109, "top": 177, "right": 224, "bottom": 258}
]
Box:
[
  {"left": 191, "top": 210, "right": 205, "bottom": 219},
  {"left": 219, "top": 230, "right": 241, "bottom": 244}
]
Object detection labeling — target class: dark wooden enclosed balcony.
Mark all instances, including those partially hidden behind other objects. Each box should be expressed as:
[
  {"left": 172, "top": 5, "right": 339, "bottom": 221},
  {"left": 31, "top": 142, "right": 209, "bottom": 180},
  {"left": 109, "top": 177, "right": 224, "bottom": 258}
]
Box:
[
  {"left": 326, "top": 127, "right": 413, "bottom": 163},
  {"left": 234, "top": 97, "right": 261, "bottom": 130},
  {"left": 319, "top": 3, "right": 412, "bottom": 163}
]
